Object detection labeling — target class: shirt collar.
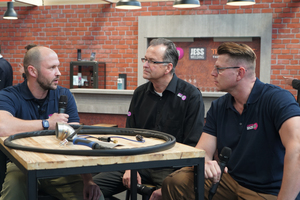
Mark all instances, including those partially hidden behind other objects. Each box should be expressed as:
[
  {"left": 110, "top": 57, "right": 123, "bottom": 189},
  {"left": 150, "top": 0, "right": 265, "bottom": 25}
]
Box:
[
  {"left": 226, "top": 78, "right": 263, "bottom": 108},
  {"left": 165, "top": 73, "right": 178, "bottom": 94},
  {"left": 19, "top": 81, "right": 36, "bottom": 100},
  {"left": 19, "top": 81, "right": 55, "bottom": 101},
  {"left": 246, "top": 78, "right": 264, "bottom": 104},
  {"left": 146, "top": 73, "right": 178, "bottom": 95}
]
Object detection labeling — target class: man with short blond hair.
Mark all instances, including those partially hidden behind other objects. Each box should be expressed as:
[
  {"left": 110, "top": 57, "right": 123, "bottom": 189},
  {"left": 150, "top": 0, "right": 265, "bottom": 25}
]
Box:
[{"left": 162, "top": 42, "right": 300, "bottom": 200}]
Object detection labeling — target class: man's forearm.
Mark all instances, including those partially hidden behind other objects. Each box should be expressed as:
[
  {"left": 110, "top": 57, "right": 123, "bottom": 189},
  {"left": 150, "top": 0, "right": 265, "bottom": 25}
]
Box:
[
  {"left": 278, "top": 148, "right": 300, "bottom": 200},
  {"left": 81, "top": 173, "right": 93, "bottom": 184}
]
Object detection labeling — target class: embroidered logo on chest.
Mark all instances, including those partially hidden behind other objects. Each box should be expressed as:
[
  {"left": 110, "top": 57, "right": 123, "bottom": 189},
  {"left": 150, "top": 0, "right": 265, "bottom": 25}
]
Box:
[
  {"left": 246, "top": 123, "right": 258, "bottom": 130},
  {"left": 177, "top": 93, "right": 186, "bottom": 101}
]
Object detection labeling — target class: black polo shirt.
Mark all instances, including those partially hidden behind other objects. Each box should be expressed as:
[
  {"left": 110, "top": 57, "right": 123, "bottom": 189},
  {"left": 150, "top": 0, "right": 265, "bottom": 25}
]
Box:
[{"left": 126, "top": 74, "right": 204, "bottom": 147}]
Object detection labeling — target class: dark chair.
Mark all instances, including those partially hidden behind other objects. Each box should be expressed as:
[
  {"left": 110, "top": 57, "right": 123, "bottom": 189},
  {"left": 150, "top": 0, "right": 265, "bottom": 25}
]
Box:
[{"left": 125, "top": 184, "right": 156, "bottom": 200}]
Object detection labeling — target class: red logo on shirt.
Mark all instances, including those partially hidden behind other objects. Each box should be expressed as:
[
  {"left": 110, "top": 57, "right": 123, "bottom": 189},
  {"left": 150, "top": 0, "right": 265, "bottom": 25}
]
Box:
[{"left": 247, "top": 123, "right": 258, "bottom": 130}]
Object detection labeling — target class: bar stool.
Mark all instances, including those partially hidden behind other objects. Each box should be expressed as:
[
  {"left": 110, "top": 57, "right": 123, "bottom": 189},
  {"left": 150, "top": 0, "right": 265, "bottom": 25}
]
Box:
[{"left": 125, "top": 184, "right": 156, "bottom": 200}]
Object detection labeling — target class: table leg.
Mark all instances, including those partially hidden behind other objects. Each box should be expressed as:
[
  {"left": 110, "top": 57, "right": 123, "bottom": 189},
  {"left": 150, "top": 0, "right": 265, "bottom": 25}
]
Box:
[
  {"left": 130, "top": 169, "right": 137, "bottom": 200},
  {"left": 194, "top": 158, "right": 205, "bottom": 200},
  {"left": 26, "top": 170, "right": 37, "bottom": 200}
]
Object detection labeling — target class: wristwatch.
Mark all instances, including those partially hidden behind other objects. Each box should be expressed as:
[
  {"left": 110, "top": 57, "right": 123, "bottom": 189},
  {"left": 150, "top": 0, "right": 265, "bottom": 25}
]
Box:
[{"left": 42, "top": 120, "right": 49, "bottom": 130}]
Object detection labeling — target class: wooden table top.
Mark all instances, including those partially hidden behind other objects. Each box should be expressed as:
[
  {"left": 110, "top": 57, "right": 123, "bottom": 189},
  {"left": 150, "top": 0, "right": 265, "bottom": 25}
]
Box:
[{"left": 0, "top": 134, "right": 205, "bottom": 171}]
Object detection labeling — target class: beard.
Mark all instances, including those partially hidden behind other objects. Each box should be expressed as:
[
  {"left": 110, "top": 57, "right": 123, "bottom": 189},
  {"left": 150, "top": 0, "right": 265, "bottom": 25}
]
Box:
[{"left": 37, "top": 75, "right": 58, "bottom": 90}]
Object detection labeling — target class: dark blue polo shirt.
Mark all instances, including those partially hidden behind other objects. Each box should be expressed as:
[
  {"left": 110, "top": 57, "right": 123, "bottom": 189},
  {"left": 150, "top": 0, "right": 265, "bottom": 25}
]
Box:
[
  {"left": 204, "top": 78, "right": 300, "bottom": 196},
  {"left": 0, "top": 81, "right": 79, "bottom": 122},
  {"left": 126, "top": 74, "right": 204, "bottom": 147}
]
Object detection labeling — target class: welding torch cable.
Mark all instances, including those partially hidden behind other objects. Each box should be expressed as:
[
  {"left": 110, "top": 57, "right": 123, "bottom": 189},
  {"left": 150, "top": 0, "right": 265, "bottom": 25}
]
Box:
[{"left": 78, "top": 135, "right": 145, "bottom": 143}]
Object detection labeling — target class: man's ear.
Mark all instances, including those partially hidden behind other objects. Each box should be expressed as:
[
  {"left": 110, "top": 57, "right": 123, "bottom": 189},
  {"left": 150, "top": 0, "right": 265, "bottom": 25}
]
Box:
[
  {"left": 165, "top": 63, "right": 173, "bottom": 75},
  {"left": 28, "top": 65, "right": 38, "bottom": 78},
  {"left": 237, "top": 67, "right": 247, "bottom": 81}
]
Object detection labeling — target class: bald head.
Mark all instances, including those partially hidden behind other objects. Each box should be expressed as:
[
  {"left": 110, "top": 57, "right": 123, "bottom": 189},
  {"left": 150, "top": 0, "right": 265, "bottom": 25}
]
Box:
[{"left": 23, "top": 46, "right": 57, "bottom": 77}]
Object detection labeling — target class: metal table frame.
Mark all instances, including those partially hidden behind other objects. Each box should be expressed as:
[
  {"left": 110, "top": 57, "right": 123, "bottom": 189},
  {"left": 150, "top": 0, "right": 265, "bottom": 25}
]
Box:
[{"left": 0, "top": 144, "right": 204, "bottom": 200}]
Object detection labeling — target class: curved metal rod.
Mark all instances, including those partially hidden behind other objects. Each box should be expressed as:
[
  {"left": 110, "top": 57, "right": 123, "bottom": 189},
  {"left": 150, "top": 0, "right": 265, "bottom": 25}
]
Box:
[{"left": 4, "top": 126, "right": 176, "bottom": 156}]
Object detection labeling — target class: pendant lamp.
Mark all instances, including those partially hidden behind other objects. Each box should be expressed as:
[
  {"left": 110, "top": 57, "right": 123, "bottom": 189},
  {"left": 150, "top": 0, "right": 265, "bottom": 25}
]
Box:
[
  {"left": 3, "top": 1, "right": 18, "bottom": 20},
  {"left": 115, "top": 0, "right": 142, "bottom": 9},
  {"left": 227, "top": 0, "right": 255, "bottom": 6},
  {"left": 173, "top": 0, "right": 200, "bottom": 8}
]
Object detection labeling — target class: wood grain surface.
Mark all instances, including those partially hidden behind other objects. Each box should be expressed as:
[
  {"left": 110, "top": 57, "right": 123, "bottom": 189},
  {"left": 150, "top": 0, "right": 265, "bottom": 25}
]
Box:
[{"left": 0, "top": 135, "right": 205, "bottom": 171}]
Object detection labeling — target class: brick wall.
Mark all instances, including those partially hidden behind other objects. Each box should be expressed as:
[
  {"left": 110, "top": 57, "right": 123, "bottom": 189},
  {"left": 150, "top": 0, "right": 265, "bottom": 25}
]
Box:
[
  {"left": 0, "top": 1, "right": 298, "bottom": 127},
  {"left": 0, "top": 0, "right": 299, "bottom": 94}
]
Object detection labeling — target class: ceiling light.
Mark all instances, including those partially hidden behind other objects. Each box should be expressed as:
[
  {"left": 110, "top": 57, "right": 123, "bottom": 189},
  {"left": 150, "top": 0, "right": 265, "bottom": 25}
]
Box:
[
  {"left": 173, "top": 0, "right": 200, "bottom": 8},
  {"left": 3, "top": 1, "right": 18, "bottom": 20},
  {"left": 115, "top": 0, "right": 142, "bottom": 9},
  {"left": 226, "top": 0, "right": 255, "bottom": 6}
]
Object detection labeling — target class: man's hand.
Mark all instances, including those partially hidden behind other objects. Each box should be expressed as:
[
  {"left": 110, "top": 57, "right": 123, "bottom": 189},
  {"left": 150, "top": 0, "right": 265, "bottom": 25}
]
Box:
[
  {"left": 149, "top": 188, "right": 162, "bottom": 200},
  {"left": 283, "top": 76, "right": 295, "bottom": 86},
  {"left": 48, "top": 113, "right": 69, "bottom": 129},
  {"left": 205, "top": 160, "right": 227, "bottom": 184},
  {"left": 18, "top": 63, "right": 24, "bottom": 74},
  {"left": 82, "top": 174, "right": 102, "bottom": 200},
  {"left": 122, "top": 170, "right": 142, "bottom": 189}
]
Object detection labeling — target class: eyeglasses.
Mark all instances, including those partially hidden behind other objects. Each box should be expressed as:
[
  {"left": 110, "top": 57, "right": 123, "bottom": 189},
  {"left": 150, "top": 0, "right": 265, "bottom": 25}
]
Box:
[
  {"left": 214, "top": 66, "right": 240, "bottom": 74},
  {"left": 141, "top": 58, "right": 170, "bottom": 65}
]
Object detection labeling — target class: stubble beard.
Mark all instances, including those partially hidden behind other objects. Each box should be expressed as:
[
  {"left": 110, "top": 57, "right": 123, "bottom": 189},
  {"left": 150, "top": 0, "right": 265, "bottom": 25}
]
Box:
[{"left": 37, "top": 76, "right": 57, "bottom": 91}]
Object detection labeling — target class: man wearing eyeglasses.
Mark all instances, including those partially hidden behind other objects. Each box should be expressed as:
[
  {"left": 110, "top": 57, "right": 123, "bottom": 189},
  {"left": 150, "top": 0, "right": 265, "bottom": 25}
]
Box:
[
  {"left": 93, "top": 38, "right": 205, "bottom": 200},
  {"left": 162, "top": 42, "right": 300, "bottom": 200}
]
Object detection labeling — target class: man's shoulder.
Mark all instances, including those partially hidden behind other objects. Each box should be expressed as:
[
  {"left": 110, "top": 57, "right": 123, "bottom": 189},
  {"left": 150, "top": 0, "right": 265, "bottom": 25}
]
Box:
[
  {"left": 0, "top": 58, "right": 12, "bottom": 67},
  {"left": 260, "top": 82, "right": 289, "bottom": 98},
  {"left": 0, "top": 83, "right": 21, "bottom": 94},
  {"left": 176, "top": 78, "right": 201, "bottom": 95},
  {"left": 56, "top": 86, "right": 72, "bottom": 95},
  {"left": 0, "top": 84, "right": 23, "bottom": 105},
  {"left": 209, "top": 93, "right": 231, "bottom": 109},
  {"left": 133, "top": 82, "right": 150, "bottom": 94}
]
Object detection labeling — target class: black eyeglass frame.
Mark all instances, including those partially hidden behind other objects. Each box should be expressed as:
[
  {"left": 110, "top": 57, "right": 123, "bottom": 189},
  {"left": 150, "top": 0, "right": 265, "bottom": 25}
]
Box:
[
  {"left": 141, "top": 58, "right": 170, "bottom": 65},
  {"left": 214, "top": 66, "right": 240, "bottom": 74}
]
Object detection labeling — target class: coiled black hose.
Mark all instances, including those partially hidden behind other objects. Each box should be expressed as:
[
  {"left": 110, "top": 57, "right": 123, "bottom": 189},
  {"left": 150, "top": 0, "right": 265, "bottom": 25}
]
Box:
[{"left": 4, "top": 125, "right": 176, "bottom": 156}]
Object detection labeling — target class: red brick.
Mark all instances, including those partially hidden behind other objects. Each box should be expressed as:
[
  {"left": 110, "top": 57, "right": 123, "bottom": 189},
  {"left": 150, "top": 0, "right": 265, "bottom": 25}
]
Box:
[
  {"left": 286, "top": 65, "right": 300, "bottom": 70},
  {"left": 272, "top": 65, "right": 285, "bottom": 69},
  {"left": 278, "top": 55, "right": 293, "bottom": 59},
  {"left": 277, "top": 60, "right": 290, "bottom": 64},
  {"left": 277, "top": 13, "right": 295, "bottom": 18},
  {"left": 278, "top": 34, "right": 295, "bottom": 38},
  {"left": 291, "top": 60, "right": 299, "bottom": 64},
  {"left": 287, "top": 24, "right": 300, "bottom": 28},
  {"left": 272, "top": 49, "right": 281, "bottom": 54},
  {"left": 287, "top": 44, "right": 300, "bottom": 48}
]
